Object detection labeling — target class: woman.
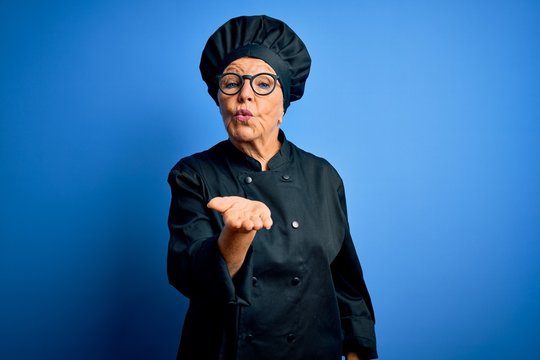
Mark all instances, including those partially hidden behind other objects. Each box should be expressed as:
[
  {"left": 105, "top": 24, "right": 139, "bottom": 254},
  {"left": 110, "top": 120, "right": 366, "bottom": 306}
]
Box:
[{"left": 167, "top": 15, "right": 377, "bottom": 360}]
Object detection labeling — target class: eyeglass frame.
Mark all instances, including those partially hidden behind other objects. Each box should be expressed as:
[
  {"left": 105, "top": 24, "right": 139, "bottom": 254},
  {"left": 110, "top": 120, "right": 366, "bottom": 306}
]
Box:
[{"left": 216, "top": 72, "right": 280, "bottom": 96}]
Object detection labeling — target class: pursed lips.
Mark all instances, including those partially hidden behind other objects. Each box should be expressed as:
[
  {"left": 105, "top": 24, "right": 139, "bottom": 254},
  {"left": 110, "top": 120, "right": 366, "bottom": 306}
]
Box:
[{"left": 234, "top": 109, "right": 253, "bottom": 123}]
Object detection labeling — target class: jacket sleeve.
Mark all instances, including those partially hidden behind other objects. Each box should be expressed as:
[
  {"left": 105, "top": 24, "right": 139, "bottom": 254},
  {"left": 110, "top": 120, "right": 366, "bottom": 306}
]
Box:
[
  {"left": 167, "top": 161, "right": 252, "bottom": 304},
  {"left": 331, "top": 181, "right": 378, "bottom": 359}
]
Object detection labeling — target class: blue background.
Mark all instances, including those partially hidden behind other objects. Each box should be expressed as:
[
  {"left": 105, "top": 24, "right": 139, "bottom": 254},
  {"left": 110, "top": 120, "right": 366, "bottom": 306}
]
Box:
[{"left": 1, "top": 0, "right": 539, "bottom": 359}]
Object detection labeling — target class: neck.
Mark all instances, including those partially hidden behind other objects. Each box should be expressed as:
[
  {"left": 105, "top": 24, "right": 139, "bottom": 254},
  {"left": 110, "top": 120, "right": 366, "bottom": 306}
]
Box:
[{"left": 230, "top": 136, "right": 282, "bottom": 171}]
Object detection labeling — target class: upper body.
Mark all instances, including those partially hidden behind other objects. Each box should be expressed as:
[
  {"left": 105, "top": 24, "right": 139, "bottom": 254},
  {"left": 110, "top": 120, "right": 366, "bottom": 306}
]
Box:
[
  {"left": 167, "top": 15, "right": 377, "bottom": 360},
  {"left": 168, "top": 131, "right": 377, "bottom": 359}
]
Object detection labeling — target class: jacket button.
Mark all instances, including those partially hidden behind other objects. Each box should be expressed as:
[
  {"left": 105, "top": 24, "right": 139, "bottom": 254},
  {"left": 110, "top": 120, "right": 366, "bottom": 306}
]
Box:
[
  {"left": 281, "top": 174, "right": 291, "bottom": 181},
  {"left": 291, "top": 220, "right": 299, "bottom": 229},
  {"left": 244, "top": 176, "right": 253, "bottom": 184},
  {"left": 287, "top": 333, "right": 296, "bottom": 343},
  {"left": 291, "top": 277, "right": 301, "bottom": 286},
  {"left": 252, "top": 276, "right": 258, "bottom": 286},
  {"left": 245, "top": 334, "right": 254, "bottom": 343}
]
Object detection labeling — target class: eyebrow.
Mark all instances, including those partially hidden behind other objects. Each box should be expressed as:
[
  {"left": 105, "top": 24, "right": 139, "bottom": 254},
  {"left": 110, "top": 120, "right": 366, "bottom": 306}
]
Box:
[{"left": 223, "top": 64, "right": 275, "bottom": 75}]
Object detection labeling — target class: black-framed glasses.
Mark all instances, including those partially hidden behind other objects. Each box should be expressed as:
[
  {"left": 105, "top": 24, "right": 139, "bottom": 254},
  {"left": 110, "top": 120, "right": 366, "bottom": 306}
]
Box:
[{"left": 217, "top": 72, "right": 280, "bottom": 96}]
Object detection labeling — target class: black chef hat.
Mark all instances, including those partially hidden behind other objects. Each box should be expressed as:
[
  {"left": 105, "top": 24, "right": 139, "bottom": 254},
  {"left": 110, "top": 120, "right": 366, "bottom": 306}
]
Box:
[{"left": 200, "top": 15, "right": 311, "bottom": 110}]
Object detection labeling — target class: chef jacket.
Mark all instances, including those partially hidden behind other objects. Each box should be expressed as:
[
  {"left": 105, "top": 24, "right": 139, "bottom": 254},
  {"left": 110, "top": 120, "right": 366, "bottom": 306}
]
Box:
[{"left": 167, "top": 131, "right": 377, "bottom": 359}]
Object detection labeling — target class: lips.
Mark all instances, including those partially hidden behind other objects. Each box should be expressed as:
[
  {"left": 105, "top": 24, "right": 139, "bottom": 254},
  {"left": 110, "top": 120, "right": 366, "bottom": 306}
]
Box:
[{"left": 234, "top": 109, "right": 253, "bottom": 123}]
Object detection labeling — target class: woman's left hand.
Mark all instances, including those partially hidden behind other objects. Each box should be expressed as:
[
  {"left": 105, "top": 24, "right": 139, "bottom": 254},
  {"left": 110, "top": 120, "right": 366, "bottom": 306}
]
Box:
[{"left": 208, "top": 196, "right": 273, "bottom": 276}]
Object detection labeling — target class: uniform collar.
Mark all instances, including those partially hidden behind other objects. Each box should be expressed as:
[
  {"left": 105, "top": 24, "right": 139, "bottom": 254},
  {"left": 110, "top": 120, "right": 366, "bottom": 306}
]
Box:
[{"left": 225, "top": 130, "right": 291, "bottom": 171}]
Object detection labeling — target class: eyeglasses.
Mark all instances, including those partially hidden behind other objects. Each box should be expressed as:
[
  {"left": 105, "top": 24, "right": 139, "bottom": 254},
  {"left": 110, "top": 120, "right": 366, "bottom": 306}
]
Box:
[{"left": 217, "top": 72, "right": 280, "bottom": 96}]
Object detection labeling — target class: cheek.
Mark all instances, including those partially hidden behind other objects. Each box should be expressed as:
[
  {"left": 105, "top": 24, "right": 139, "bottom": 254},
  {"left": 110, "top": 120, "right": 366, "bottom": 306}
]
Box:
[
  {"left": 217, "top": 93, "right": 224, "bottom": 108},
  {"left": 267, "top": 96, "right": 284, "bottom": 120},
  {"left": 258, "top": 89, "right": 283, "bottom": 116},
  {"left": 217, "top": 95, "right": 230, "bottom": 118}
]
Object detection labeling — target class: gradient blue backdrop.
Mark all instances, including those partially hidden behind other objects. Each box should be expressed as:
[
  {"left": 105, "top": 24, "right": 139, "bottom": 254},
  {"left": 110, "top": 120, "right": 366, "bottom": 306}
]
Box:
[{"left": 1, "top": 1, "right": 539, "bottom": 359}]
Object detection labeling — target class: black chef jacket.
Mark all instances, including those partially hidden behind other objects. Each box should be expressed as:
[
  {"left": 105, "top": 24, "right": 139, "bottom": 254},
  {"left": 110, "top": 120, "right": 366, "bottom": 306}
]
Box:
[{"left": 167, "top": 131, "right": 377, "bottom": 360}]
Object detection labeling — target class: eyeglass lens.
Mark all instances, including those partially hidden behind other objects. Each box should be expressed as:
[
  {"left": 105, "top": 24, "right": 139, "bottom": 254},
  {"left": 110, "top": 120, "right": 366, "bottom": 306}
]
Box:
[{"left": 219, "top": 73, "right": 277, "bottom": 96}]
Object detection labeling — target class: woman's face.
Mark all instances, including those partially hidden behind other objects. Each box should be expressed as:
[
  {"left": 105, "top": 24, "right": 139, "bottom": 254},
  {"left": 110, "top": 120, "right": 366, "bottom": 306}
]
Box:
[{"left": 217, "top": 57, "right": 284, "bottom": 147}]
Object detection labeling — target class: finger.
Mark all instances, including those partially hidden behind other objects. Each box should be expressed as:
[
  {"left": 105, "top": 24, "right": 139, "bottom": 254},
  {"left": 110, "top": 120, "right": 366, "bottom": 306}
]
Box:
[
  {"left": 262, "top": 216, "right": 273, "bottom": 229},
  {"left": 224, "top": 212, "right": 255, "bottom": 232},
  {"left": 250, "top": 216, "right": 264, "bottom": 230},
  {"left": 223, "top": 212, "right": 242, "bottom": 230},
  {"left": 258, "top": 209, "right": 272, "bottom": 229},
  {"left": 241, "top": 219, "right": 255, "bottom": 232}
]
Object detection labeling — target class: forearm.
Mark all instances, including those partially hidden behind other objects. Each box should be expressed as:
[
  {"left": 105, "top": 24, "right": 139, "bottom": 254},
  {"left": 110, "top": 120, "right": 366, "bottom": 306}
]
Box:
[
  {"left": 345, "top": 352, "right": 362, "bottom": 360},
  {"left": 217, "top": 226, "right": 256, "bottom": 277},
  {"left": 209, "top": 196, "right": 272, "bottom": 277}
]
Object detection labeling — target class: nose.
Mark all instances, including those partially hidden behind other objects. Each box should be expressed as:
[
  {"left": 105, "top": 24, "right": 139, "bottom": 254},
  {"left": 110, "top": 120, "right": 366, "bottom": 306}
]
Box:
[{"left": 237, "top": 78, "right": 254, "bottom": 102}]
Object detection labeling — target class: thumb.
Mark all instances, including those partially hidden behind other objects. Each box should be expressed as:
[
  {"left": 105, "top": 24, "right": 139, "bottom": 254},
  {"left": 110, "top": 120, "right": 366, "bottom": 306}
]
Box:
[{"left": 207, "top": 197, "right": 231, "bottom": 213}]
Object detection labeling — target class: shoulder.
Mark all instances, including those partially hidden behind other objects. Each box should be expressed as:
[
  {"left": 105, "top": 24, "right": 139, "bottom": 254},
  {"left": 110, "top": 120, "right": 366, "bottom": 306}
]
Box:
[
  {"left": 167, "top": 141, "right": 230, "bottom": 190},
  {"left": 170, "top": 140, "right": 228, "bottom": 174},
  {"left": 289, "top": 140, "right": 342, "bottom": 182}
]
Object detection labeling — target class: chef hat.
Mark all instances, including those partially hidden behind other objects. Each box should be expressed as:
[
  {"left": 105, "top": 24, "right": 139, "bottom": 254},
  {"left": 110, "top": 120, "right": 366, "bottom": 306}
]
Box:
[{"left": 199, "top": 15, "right": 311, "bottom": 110}]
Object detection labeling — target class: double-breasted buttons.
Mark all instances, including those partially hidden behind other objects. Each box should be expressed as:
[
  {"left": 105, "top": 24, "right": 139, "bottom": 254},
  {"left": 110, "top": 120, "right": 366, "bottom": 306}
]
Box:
[
  {"left": 291, "top": 220, "right": 300, "bottom": 229},
  {"left": 281, "top": 174, "right": 291, "bottom": 181},
  {"left": 291, "top": 276, "right": 301, "bottom": 286},
  {"left": 252, "top": 276, "right": 258, "bottom": 286},
  {"left": 244, "top": 176, "right": 253, "bottom": 184}
]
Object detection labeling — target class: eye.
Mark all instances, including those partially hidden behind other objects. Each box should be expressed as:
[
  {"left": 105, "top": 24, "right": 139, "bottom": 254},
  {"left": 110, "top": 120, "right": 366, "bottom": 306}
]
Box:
[
  {"left": 256, "top": 81, "right": 270, "bottom": 89},
  {"left": 220, "top": 74, "right": 242, "bottom": 90},
  {"left": 224, "top": 82, "right": 239, "bottom": 89},
  {"left": 253, "top": 75, "right": 274, "bottom": 91},
  {"left": 223, "top": 80, "right": 240, "bottom": 89}
]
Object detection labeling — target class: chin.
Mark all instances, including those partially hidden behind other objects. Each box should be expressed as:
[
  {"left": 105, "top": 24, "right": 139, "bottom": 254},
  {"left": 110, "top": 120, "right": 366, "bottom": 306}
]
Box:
[
  {"left": 229, "top": 127, "right": 258, "bottom": 143},
  {"left": 230, "top": 133, "right": 256, "bottom": 143}
]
